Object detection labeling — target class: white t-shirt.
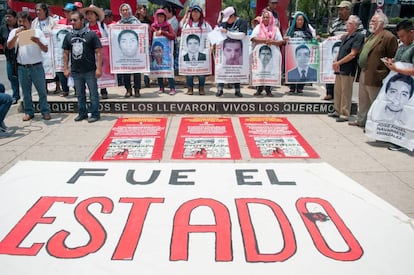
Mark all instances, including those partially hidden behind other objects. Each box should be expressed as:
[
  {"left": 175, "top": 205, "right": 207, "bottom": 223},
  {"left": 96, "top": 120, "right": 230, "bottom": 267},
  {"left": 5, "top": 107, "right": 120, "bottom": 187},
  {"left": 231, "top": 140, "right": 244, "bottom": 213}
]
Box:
[{"left": 7, "top": 28, "right": 47, "bottom": 65}]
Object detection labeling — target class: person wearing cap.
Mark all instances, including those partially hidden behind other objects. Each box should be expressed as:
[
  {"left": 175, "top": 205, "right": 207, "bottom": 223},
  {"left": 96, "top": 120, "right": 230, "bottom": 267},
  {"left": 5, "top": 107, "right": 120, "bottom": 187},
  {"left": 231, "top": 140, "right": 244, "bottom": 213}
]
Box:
[
  {"left": 82, "top": 4, "right": 109, "bottom": 99},
  {"left": 117, "top": 3, "right": 143, "bottom": 98},
  {"left": 181, "top": 5, "right": 212, "bottom": 96},
  {"left": 349, "top": 12, "right": 398, "bottom": 128},
  {"left": 324, "top": 0, "right": 352, "bottom": 101},
  {"left": 58, "top": 3, "right": 76, "bottom": 25},
  {"left": 0, "top": 83, "right": 13, "bottom": 133},
  {"left": 62, "top": 11, "right": 102, "bottom": 123},
  {"left": 216, "top": 6, "right": 248, "bottom": 98}
]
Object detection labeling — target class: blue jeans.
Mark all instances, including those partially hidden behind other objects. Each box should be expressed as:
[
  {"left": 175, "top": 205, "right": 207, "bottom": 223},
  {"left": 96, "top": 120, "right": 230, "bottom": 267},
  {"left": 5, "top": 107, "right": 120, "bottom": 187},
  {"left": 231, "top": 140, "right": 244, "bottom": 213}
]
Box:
[
  {"left": 0, "top": 92, "right": 13, "bottom": 125},
  {"left": 18, "top": 64, "right": 50, "bottom": 116},
  {"left": 186, "top": 75, "right": 205, "bottom": 88},
  {"left": 72, "top": 71, "right": 100, "bottom": 118},
  {"left": 6, "top": 60, "right": 20, "bottom": 100},
  {"left": 56, "top": 72, "right": 69, "bottom": 93},
  {"left": 158, "top": 78, "right": 175, "bottom": 89}
]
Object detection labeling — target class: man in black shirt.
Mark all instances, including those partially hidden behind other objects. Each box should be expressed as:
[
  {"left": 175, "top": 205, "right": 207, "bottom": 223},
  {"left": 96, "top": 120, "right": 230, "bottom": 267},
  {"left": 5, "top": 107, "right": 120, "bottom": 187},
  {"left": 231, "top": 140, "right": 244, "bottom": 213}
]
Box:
[{"left": 63, "top": 11, "right": 102, "bottom": 123}]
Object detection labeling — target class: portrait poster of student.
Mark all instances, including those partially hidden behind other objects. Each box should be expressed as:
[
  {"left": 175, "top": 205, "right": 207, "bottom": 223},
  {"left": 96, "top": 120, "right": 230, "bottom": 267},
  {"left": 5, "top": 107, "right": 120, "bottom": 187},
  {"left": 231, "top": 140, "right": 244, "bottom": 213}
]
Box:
[
  {"left": 285, "top": 37, "right": 319, "bottom": 84},
  {"left": 41, "top": 32, "right": 55, "bottom": 79},
  {"left": 149, "top": 36, "right": 174, "bottom": 78},
  {"left": 319, "top": 35, "right": 342, "bottom": 83},
  {"left": 251, "top": 44, "right": 281, "bottom": 87},
  {"left": 108, "top": 24, "right": 150, "bottom": 74},
  {"left": 366, "top": 65, "right": 414, "bottom": 151},
  {"left": 97, "top": 38, "right": 117, "bottom": 89},
  {"left": 214, "top": 37, "right": 250, "bottom": 84},
  {"left": 179, "top": 28, "right": 211, "bottom": 75},
  {"left": 52, "top": 26, "right": 71, "bottom": 72}
]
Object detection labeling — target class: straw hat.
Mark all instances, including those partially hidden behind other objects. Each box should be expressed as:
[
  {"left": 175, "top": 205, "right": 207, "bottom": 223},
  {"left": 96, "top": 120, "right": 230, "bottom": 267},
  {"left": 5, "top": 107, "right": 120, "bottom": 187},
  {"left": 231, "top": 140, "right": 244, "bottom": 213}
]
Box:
[{"left": 81, "top": 5, "right": 104, "bottom": 22}]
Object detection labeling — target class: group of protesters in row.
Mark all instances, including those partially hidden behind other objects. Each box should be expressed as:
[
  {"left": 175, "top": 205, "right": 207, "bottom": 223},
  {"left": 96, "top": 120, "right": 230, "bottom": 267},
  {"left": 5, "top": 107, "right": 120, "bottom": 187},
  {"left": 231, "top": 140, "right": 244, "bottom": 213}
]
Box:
[{"left": 0, "top": 0, "right": 413, "bottom": 153}]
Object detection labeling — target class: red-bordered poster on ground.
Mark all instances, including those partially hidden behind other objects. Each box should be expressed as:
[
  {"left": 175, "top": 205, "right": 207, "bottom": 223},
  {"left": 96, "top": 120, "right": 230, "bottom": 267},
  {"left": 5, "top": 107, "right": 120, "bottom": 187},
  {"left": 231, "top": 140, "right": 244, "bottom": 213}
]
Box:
[
  {"left": 172, "top": 117, "right": 241, "bottom": 160},
  {"left": 239, "top": 117, "right": 319, "bottom": 158},
  {"left": 90, "top": 117, "right": 167, "bottom": 161}
]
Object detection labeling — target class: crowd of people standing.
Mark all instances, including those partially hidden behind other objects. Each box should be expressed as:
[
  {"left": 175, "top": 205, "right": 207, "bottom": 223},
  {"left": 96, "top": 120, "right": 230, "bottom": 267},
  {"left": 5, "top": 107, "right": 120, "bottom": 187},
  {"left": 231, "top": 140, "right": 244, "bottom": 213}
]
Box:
[{"left": 0, "top": 0, "right": 413, "bottom": 151}]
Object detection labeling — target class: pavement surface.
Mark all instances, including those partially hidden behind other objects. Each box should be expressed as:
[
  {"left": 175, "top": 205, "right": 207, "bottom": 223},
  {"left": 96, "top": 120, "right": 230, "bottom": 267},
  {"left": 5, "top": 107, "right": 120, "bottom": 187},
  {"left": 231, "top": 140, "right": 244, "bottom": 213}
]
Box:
[{"left": 1, "top": 81, "right": 414, "bottom": 220}]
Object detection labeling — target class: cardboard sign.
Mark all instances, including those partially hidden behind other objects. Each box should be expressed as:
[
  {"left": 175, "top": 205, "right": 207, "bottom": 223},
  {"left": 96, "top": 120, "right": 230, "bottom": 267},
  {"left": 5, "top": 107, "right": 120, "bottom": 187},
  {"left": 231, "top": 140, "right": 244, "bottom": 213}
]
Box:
[{"left": 1, "top": 161, "right": 414, "bottom": 274}]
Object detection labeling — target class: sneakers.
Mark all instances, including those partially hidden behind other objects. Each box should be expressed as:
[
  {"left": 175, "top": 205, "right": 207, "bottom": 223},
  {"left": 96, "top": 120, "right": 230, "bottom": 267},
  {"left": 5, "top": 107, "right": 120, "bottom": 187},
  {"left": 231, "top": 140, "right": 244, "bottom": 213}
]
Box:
[
  {"left": 158, "top": 88, "right": 165, "bottom": 94},
  {"left": 216, "top": 90, "right": 223, "bottom": 97},
  {"left": 388, "top": 144, "right": 406, "bottom": 151},
  {"left": 328, "top": 112, "right": 339, "bottom": 118},
  {"left": 88, "top": 117, "right": 100, "bottom": 123},
  {"left": 169, "top": 89, "right": 176, "bottom": 95},
  {"left": 74, "top": 115, "right": 88, "bottom": 122},
  {"left": 336, "top": 117, "right": 348, "bottom": 122},
  {"left": 235, "top": 91, "right": 243, "bottom": 97}
]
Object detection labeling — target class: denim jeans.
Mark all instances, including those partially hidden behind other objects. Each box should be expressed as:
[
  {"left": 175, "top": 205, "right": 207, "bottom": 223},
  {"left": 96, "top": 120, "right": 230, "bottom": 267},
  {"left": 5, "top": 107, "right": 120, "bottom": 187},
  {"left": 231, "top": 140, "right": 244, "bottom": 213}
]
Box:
[
  {"left": 56, "top": 71, "right": 69, "bottom": 93},
  {"left": 18, "top": 64, "right": 50, "bottom": 116},
  {"left": 186, "top": 75, "right": 206, "bottom": 88},
  {"left": 158, "top": 78, "right": 175, "bottom": 89},
  {"left": 72, "top": 71, "right": 100, "bottom": 118},
  {"left": 6, "top": 60, "right": 20, "bottom": 100},
  {"left": 0, "top": 92, "right": 13, "bottom": 125},
  {"left": 123, "top": 73, "right": 141, "bottom": 89}
]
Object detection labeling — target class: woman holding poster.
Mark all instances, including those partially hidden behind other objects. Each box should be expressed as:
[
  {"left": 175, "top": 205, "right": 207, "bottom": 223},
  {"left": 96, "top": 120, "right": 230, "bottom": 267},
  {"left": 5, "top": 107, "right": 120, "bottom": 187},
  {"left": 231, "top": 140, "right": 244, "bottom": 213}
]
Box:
[
  {"left": 180, "top": 5, "right": 212, "bottom": 95},
  {"left": 285, "top": 11, "right": 318, "bottom": 94},
  {"left": 117, "top": 3, "right": 142, "bottom": 98},
  {"left": 150, "top": 9, "right": 176, "bottom": 95},
  {"left": 250, "top": 10, "right": 285, "bottom": 97}
]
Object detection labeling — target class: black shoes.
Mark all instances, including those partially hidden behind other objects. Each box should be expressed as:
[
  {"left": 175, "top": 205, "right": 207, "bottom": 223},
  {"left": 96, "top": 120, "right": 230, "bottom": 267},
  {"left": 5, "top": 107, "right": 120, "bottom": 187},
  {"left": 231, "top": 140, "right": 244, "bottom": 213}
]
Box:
[
  {"left": 216, "top": 90, "right": 223, "bottom": 97},
  {"left": 235, "top": 91, "right": 243, "bottom": 97}
]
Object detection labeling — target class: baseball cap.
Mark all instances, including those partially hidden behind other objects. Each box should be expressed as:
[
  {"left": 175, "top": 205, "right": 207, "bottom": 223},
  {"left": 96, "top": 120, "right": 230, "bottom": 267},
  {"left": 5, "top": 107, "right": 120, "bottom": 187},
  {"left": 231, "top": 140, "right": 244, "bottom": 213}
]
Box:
[
  {"left": 63, "top": 3, "right": 75, "bottom": 11},
  {"left": 104, "top": 9, "right": 112, "bottom": 17},
  {"left": 337, "top": 1, "right": 352, "bottom": 9},
  {"left": 191, "top": 5, "right": 203, "bottom": 13},
  {"left": 74, "top": 2, "right": 83, "bottom": 9},
  {"left": 221, "top": 6, "right": 235, "bottom": 23}
]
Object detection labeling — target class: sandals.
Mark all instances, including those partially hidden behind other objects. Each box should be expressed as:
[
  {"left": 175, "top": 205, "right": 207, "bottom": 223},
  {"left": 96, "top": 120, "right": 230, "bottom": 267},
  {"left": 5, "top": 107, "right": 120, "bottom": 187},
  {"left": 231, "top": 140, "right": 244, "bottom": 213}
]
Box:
[{"left": 22, "top": 114, "right": 34, "bottom": 121}]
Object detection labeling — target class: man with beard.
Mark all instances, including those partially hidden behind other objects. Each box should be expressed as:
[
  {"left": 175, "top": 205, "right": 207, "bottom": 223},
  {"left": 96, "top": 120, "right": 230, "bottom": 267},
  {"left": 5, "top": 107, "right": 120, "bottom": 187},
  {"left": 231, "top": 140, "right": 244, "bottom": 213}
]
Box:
[{"left": 349, "top": 12, "right": 397, "bottom": 128}]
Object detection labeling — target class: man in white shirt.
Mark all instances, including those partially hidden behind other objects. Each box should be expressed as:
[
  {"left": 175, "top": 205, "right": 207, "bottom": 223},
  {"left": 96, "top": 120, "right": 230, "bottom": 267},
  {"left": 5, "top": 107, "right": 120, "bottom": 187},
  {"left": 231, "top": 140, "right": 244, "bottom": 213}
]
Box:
[{"left": 7, "top": 11, "right": 51, "bottom": 121}]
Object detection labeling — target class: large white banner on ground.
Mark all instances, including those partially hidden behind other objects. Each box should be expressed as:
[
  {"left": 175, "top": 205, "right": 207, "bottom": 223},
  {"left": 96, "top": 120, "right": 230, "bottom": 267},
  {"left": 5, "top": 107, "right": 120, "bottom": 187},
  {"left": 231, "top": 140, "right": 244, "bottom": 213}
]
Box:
[{"left": 1, "top": 161, "right": 414, "bottom": 274}]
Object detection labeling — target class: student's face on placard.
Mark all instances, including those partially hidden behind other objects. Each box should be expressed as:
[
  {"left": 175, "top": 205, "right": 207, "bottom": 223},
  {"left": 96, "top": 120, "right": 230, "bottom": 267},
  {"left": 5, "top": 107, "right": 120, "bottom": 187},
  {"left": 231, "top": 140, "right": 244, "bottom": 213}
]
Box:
[
  {"left": 296, "top": 47, "right": 310, "bottom": 68},
  {"left": 386, "top": 80, "right": 411, "bottom": 112},
  {"left": 259, "top": 48, "right": 272, "bottom": 66},
  {"left": 187, "top": 38, "right": 200, "bottom": 54},
  {"left": 119, "top": 32, "right": 138, "bottom": 57},
  {"left": 224, "top": 41, "right": 242, "bottom": 65},
  {"left": 153, "top": 45, "right": 163, "bottom": 62}
]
